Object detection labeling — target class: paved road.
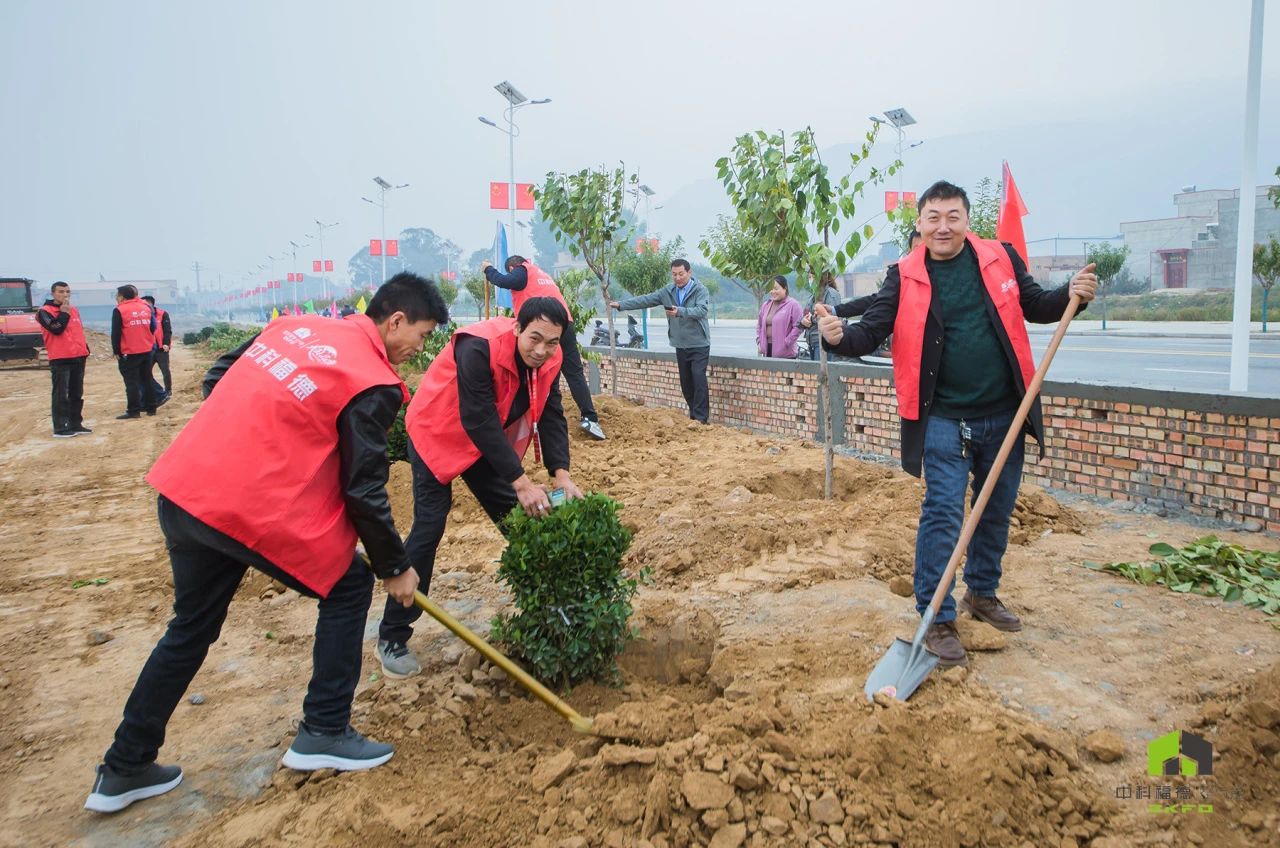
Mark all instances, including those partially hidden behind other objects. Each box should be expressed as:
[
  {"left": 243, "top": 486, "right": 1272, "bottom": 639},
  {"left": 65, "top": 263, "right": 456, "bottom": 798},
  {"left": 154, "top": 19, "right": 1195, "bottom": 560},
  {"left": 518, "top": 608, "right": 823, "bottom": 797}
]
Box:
[{"left": 584, "top": 319, "right": 1280, "bottom": 398}]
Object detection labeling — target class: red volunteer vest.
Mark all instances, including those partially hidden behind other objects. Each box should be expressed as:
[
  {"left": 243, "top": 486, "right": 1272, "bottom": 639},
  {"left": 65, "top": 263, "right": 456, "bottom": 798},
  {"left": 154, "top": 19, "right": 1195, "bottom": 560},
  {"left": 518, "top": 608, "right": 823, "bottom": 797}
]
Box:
[
  {"left": 147, "top": 314, "right": 408, "bottom": 596},
  {"left": 408, "top": 317, "right": 563, "bottom": 485},
  {"left": 891, "top": 233, "right": 1037, "bottom": 420},
  {"left": 517, "top": 261, "right": 570, "bottom": 314},
  {"left": 39, "top": 304, "right": 90, "bottom": 360},
  {"left": 116, "top": 298, "right": 155, "bottom": 355},
  {"left": 153, "top": 307, "right": 167, "bottom": 348}
]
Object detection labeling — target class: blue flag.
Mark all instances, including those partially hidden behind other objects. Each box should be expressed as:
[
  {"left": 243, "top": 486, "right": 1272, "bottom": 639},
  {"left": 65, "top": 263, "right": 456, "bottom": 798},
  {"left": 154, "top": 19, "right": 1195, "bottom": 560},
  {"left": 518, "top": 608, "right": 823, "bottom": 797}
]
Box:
[{"left": 493, "top": 221, "right": 512, "bottom": 310}]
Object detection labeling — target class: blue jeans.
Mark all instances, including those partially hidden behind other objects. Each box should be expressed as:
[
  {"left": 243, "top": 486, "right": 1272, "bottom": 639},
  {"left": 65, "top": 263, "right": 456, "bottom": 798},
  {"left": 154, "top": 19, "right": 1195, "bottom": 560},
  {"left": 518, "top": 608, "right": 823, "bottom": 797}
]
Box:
[{"left": 914, "top": 409, "right": 1024, "bottom": 622}]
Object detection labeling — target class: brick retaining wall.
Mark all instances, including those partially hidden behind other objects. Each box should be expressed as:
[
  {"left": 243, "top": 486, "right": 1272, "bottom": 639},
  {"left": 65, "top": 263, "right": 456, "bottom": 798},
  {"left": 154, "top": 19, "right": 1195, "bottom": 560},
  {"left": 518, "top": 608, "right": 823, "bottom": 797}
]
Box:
[{"left": 588, "top": 349, "right": 1280, "bottom": 533}]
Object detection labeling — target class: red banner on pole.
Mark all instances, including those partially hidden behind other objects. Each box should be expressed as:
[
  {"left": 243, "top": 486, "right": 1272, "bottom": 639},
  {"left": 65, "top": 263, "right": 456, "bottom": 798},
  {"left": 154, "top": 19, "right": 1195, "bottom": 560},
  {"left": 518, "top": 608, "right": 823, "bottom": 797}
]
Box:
[
  {"left": 324, "top": 260, "right": 334, "bottom": 272},
  {"left": 370, "top": 239, "right": 382, "bottom": 256},
  {"left": 312, "top": 260, "right": 322, "bottom": 272},
  {"left": 490, "top": 182, "right": 509, "bottom": 209},
  {"left": 903, "top": 191, "right": 917, "bottom": 209},
  {"left": 515, "top": 183, "right": 535, "bottom": 210},
  {"left": 442, "top": 270, "right": 457, "bottom": 281},
  {"left": 386, "top": 239, "right": 398, "bottom": 257},
  {"left": 884, "top": 191, "right": 899, "bottom": 212}
]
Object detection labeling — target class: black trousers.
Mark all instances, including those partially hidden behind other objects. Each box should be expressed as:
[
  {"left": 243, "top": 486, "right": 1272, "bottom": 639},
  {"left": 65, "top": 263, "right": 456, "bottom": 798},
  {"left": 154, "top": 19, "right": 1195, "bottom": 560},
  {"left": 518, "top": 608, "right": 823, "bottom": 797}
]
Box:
[
  {"left": 118, "top": 353, "right": 157, "bottom": 413},
  {"left": 675, "top": 347, "right": 710, "bottom": 423},
  {"left": 152, "top": 348, "right": 171, "bottom": 395},
  {"left": 379, "top": 443, "right": 517, "bottom": 645},
  {"left": 49, "top": 356, "right": 86, "bottom": 432},
  {"left": 560, "top": 321, "right": 597, "bottom": 422},
  {"left": 103, "top": 496, "right": 374, "bottom": 774}
]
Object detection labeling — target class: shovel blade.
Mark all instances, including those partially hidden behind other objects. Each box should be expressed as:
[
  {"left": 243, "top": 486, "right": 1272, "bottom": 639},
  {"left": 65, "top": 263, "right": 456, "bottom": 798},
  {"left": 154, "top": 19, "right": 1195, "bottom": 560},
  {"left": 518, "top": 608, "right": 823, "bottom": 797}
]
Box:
[{"left": 864, "top": 637, "right": 940, "bottom": 702}]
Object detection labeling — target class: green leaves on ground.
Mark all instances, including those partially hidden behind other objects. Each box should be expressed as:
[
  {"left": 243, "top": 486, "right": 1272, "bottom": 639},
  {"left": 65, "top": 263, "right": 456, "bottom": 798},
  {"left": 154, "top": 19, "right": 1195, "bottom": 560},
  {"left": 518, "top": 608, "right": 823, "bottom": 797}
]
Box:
[
  {"left": 71, "top": 577, "right": 110, "bottom": 589},
  {"left": 490, "top": 493, "right": 644, "bottom": 690},
  {"left": 1089, "top": 536, "right": 1280, "bottom": 625}
]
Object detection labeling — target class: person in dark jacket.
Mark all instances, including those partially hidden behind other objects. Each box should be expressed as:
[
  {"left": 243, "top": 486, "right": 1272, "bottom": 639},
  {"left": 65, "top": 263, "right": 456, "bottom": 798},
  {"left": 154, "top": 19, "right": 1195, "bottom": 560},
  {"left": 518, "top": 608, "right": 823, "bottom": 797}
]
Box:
[
  {"left": 37, "top": 281, "right": 92, "bottom": 437},
  {"left": 141, "top": 295, "right": 172, "bottom": 403},
  {"left": 111, "top": 285, "right": 158, "bottom": 419},
  {"left": 84, "top": 273, "right": 448, "bottom": 814},
  {"left": 376, "top": 297, "right": 585, "bottom": 678},
  {"left": 817, "top": 181, "right": 1096, "bottom": 668}
]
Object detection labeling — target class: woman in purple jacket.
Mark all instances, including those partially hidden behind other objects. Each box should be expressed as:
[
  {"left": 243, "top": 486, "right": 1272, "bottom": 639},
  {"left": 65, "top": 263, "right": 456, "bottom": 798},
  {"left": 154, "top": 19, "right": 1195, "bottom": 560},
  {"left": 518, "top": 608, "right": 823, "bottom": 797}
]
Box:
[{"left": 756, "top": 276, "right": 804, "bottom": 358}]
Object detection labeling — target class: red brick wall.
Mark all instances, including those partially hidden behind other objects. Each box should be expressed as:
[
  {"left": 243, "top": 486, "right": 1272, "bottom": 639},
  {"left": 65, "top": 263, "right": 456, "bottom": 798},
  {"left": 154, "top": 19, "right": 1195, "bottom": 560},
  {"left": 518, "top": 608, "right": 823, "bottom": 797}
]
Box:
[{"left": 595, "top": 352, "right": 1280, "bottom": 533}]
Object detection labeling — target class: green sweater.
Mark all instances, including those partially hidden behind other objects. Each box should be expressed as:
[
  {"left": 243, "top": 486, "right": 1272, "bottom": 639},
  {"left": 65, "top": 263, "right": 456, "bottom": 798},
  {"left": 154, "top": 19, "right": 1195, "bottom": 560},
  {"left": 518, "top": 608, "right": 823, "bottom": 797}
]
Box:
[{"left": 927, "top": 243, "right": 1020, "bottom": 420}]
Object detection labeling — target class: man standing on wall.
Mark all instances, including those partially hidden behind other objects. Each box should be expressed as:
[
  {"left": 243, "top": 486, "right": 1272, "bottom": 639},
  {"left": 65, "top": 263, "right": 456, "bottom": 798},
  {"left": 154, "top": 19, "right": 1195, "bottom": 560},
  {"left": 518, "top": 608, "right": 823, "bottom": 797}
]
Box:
[
  {"left": 111, "top": 285, "right": 158, "bottom": 419},
  {"left": 817, "top": 180, "right": 1096, "bottom": 669},
  {"left": 37, "top": 281, "right": 92, "bottom": 437},
  {"left": 609, "top": 259, "right": 711, "bottom": 424}
]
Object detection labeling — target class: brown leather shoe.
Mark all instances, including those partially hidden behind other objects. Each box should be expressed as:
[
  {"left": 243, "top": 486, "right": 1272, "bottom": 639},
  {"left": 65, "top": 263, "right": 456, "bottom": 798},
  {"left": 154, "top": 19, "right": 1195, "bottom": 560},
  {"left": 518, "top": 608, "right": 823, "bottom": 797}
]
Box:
[
  {"left": 924, "top": 620, "right": 967, "bottom": 668},
  {"left": 960, "top": 591, "right": 1023, "bottom": 632}
]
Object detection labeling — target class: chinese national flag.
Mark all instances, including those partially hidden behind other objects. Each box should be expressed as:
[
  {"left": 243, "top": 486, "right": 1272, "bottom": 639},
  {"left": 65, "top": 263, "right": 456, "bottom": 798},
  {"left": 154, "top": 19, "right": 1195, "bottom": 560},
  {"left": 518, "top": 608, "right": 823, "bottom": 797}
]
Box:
[
  {"left": 370, "top": 239, "right": 382, "bottom": 256},
  {"left": 884, "top": 191, "right": 899, "bottom": 213},
  {"left": 490, "top": 181, "right": 509, "bottom": 209},
  {"left": 386, "top": 239, "right": 398, "bottom": 257},
  {"left": 903, "top": 191, "right": 917, "bottom": 209},
  {"left": 996, "top": 160, "right": 1029, "bottom": 266},
  {"left": 324, "top": 260, "right": 334, "bottom": 272},
  {"left": 515, "top": 183, "right": 535, "bottom": 210},
  {"left": 313, "top": 260, "right": 322, "bottom": 272}
]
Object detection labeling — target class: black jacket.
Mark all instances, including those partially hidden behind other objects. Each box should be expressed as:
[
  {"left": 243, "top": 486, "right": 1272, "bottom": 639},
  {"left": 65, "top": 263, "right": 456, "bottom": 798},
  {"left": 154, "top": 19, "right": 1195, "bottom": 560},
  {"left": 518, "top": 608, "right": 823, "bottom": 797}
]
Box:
[
  {"left": 110, "top": 303, "right": 156, "bottom": 357},
  {"left": 37, "top": 299, "right": 71, "bottom": 334},
  {"left": 204, "top": 336, "right": 411, "bottom": 579},
  {"left": 834, "top": 292, "right": 878, "bottom": 319},
  {"left": 825, "top": 242, "right": 1083, "bottom": 477}
]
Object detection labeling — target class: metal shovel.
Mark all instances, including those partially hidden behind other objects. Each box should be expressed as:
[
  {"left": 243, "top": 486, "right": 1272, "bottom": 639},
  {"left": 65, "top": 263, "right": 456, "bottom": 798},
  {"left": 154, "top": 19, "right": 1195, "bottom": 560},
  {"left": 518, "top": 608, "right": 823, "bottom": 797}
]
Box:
[{"left": 864, "top": 292, "right": 1083, "bottom": 702}]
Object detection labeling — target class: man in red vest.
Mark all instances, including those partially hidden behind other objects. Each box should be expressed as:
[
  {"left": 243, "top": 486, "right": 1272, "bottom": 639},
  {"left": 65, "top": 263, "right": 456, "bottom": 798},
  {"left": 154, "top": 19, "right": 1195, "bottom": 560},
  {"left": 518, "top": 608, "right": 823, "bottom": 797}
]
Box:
[
  {"left": 85, "top": 273, "right": 449, "bottom": 814},
  {"left": 142, "top": 295, "right": 172, "bottom": 403},
  {"left": 111, "top": 285, "right": 158, "bottom": 419},
  {"left": 376, "top": 296, "right": 585, "bottom": 679},
  {"left": 818, "top": 180, "right": 1097, "bottom": 668},
  {"left": 482, "top": 255, "right": 606, "bottom": 440},
  {"left": 37, "top": 281, "right": 92, "bottom": 437}
]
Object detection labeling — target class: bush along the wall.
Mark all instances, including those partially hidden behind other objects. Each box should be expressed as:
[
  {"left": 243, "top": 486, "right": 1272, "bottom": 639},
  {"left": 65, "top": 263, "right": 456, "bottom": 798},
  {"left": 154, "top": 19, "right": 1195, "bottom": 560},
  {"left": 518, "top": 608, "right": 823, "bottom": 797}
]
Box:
[{"left": 490, "top": 493, "right": 642, "bottom": 690}]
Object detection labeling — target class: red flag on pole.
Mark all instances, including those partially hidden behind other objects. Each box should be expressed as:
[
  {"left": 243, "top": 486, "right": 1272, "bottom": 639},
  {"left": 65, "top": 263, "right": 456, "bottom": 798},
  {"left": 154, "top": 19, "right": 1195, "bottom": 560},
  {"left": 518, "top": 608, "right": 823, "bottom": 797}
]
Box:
[
  {"left": 490, "top": 182, "right": 509, "bottom": 209},
  {"left": 903, "top": 191, "right": 917, "bottom": 209},
  {"left": 996, "top": 160, "right": 1029, "bottom": 266},
  {"left": 312, "top": 260, "right": 322, "bottom": 272},
  {"left": 386, "top": 239, "right": 398, "bottom": 257},
  {"left": 370, "top": 239, "right": 382, "bottom": 256},
  {"left": 515, "top": 183, "right": 535, "bottom": 210},
  {"left": 324, "top": 260, "right": 334, "bottom": 272},
  {"left": 884, "top": 191, "right": 899, "bottom": 213}
]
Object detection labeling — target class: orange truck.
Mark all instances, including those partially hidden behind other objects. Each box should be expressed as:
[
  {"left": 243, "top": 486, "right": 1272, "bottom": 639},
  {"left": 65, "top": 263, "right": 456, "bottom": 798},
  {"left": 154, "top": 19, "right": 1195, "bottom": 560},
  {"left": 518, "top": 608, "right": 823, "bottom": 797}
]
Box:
[{"left": 0, "top": 278, "right": 46, "bottom": 363}]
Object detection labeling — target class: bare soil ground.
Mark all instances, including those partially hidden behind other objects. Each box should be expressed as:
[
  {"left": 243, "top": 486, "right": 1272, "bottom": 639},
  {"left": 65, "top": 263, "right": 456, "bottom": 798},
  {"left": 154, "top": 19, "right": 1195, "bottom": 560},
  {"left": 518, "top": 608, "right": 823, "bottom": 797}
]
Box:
[{"left": 0, "top": 344, "right": 1276, "bottom": 847}]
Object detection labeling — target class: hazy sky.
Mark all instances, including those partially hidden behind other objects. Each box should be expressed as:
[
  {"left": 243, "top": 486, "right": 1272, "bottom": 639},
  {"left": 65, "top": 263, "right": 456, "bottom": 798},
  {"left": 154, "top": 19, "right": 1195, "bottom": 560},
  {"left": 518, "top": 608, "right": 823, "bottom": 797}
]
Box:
[{"left": 2, "top": 0, "right": 1276, "bottom": 292}]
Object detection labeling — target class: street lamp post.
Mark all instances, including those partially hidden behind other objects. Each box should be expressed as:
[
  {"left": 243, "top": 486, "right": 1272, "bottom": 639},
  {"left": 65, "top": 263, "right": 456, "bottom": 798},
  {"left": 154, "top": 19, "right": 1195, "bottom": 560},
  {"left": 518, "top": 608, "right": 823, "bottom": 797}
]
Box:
[
  {"left": 870, "top": 107, "right": 918, "bottom": 202},
  {"left": 363, "top": 176, "right": 408, "bottom": 285},
  {"left": 479, "top": 81, "right": 550, "bottom": 257},
  {"left": 315, "top": 219, "right": 339, "bottom": 301}
]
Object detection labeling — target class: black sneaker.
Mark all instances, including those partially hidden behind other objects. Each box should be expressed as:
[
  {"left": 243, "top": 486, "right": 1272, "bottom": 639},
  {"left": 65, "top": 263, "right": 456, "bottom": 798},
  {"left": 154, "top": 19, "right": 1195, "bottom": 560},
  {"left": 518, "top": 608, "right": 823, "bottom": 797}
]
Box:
[
  {"left": 84, "top": 762, "right": 183, "bottom": 813},
  {"left": 116, "top": 412, "right": 140, "bottom": 420},
  {"left": 157, "top": 394, "right": 170, "bottom": 407},
  {"left": 281, "top": 725, "right": 393, "bottom": 772},
  {"left": 53, "top": 430, "right": 76, "bottom": 438},
  {"left": 73, "top": 426, "right": 93, "bottom": 435}
]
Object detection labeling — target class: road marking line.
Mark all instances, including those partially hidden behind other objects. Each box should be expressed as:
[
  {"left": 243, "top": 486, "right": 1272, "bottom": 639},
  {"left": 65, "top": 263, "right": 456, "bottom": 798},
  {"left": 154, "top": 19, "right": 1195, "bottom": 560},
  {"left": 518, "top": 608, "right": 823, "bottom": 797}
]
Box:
[
  {"left": 1034, "top": 345, "right": 1280, "bottom": 359},
  {"left": 1144, "top": 368, "right": 1229, "bottom": 375}
]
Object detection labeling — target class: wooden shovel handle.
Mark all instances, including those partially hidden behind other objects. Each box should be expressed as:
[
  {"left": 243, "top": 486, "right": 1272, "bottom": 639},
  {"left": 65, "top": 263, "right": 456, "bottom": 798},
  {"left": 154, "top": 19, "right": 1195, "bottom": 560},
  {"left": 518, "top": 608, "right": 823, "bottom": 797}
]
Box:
[{"left": 926, "top": 295, "right": 1081, "bottom": 616}]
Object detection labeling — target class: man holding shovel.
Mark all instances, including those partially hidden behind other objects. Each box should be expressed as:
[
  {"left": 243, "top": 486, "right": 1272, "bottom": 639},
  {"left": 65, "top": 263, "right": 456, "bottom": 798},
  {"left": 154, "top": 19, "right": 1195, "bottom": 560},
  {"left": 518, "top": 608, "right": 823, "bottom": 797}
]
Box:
[
  {"left": 377, "top": 296, "right": 585, "bottom": 679},
  {"left": 85, "top": 274, "right": 449, "bottom": 813},
  {"left": 818, "top": 180, "right": 1096, "bottom": 668}
]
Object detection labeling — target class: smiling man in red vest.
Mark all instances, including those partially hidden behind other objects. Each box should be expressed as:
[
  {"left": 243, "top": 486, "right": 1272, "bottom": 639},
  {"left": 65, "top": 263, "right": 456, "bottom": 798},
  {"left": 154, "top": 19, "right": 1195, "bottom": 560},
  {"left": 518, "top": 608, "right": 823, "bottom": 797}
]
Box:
[
  {"left": 817, "top": 180, "right": 1097, "bottom": 668},
  {"left": 85, "top": 273, "right": 449, "bottom": 814},
  {"left": 111, "top": 285, "right": 158, "bottom": 419},
  {"left": 482, "top": 255, "right": 606, "bottom": 440},
  {"left": 376, "top": 296, "right": 585, "bottom": 679},
  {"left": 37, "top": 281, "right": 92, "bottom": 437}
]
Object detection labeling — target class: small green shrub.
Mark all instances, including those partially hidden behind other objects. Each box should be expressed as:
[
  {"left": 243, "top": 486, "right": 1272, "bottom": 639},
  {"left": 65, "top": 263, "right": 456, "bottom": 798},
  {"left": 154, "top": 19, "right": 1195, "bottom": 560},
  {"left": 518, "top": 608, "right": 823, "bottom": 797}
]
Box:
[
  {"left": 182, "top": 331, "right": 201, "bottom": 346},
  {"left": 490, "top": 494, "right": 641, "bottom": 689}
]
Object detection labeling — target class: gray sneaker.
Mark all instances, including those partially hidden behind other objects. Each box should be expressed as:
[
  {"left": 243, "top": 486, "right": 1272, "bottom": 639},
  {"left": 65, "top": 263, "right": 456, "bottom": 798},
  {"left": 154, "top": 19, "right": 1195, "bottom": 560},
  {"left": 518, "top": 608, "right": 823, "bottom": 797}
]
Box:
[
  {"left": 581, "top": 418, "right": 607, "bottom": 441},
  {"left": 377, "top": 639, "right": 421, "bottom": 679},
  {"left": 281, "top": 725, "right": 393, "bottom": 771},
  {"left": 84, "top": 762, "right": 183, "bottom": 813}
]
